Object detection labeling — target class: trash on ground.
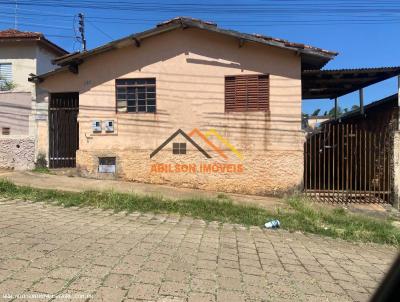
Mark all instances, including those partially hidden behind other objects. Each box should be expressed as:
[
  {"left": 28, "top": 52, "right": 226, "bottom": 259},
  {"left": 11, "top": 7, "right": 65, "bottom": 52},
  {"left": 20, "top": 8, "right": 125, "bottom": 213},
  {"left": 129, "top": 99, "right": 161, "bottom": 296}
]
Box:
[{"left": 265, "top": 219, "right": 280, "bottom": 229}]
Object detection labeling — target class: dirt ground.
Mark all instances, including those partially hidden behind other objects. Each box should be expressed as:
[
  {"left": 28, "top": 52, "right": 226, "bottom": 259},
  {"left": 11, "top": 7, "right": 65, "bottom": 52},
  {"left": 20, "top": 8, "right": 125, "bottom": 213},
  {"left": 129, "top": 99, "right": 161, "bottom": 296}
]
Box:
[{"left": 0, "top": 170, "right": 286, "bottom": 210}]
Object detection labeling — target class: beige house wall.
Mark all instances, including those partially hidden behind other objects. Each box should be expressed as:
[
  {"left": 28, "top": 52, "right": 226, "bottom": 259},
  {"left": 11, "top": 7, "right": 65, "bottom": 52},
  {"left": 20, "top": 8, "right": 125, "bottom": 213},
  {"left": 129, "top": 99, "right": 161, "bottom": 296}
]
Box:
[
  {"left": 0, "top": 42, "right": 36, "bottom": 95},
  {"left": 37, "top": 28, "right": 304, "bottom": 195},
  {"left": 0, "top": 40, "right": 63, "bottom": 168},
  {"left": 0, "top": 92, "right": 31, "bottom": 135}
]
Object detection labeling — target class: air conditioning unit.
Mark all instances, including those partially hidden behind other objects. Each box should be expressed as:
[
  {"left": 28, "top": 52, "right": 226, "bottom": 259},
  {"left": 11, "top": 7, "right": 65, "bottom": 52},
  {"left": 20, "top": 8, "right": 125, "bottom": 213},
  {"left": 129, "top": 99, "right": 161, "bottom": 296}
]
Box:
[
  {"left": 104, "top": 120, "right": 114, "bottom": 132},
  {"left": 92, "top": 120, "right": 102, "bottom": 132}
]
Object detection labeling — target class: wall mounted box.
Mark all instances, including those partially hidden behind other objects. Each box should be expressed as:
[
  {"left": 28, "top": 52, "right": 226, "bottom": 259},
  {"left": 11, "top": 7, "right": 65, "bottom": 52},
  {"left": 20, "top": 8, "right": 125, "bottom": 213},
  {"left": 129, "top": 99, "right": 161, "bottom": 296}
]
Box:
[
  {"left": 92, "top": 120, "right": 102, "bottom": 132},
  {"left": 104, "top": 120, "right": 114, "bottom": 132}
]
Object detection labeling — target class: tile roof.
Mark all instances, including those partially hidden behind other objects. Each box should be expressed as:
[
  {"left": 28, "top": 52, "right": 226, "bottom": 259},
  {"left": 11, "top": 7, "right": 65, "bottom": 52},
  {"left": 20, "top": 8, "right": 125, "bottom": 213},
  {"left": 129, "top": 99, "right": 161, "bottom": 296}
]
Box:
[
  {"left": 52, "top": 17, "right": 337, "bottom": 70},
  {"left": 0, "top": 28, "right": 68, "bottom": 55},
  {"left": 0, "top": 29, "right": 43, "bottom": 39},
  {"left": 160, "top": 17, "right": 337, "bottom": 57}
]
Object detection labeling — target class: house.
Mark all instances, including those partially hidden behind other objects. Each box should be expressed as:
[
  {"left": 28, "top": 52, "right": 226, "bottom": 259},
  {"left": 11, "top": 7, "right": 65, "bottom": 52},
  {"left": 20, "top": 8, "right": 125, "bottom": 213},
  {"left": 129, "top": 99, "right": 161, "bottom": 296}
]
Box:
[
  {"left": 31, "top": 17, "right": 338, "bottom": 195},
  {"left": 0, "top": 29, "right": 67, "bottom": 170}
]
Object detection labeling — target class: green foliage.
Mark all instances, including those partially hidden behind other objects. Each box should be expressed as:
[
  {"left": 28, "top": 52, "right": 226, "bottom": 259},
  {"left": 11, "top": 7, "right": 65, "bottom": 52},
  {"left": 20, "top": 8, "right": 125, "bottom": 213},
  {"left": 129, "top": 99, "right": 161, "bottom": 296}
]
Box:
[
  {"left": 311, "top": 109, "right": 321, "bottom": 116},
  {"left": 0, "top": 179, "right": 399, "bottom": 246},
  {"left": 0, "top": 76, "right": 16, "bottom": 91},
  {"left": 35, "top": 153, "right": 48, "bottom": 169}
]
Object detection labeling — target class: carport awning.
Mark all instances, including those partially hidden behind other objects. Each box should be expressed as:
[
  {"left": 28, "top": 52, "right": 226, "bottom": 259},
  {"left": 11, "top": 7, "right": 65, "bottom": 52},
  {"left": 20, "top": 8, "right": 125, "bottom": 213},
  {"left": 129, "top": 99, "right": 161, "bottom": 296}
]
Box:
[{"left": 302, "top": 66, "right": 400, "bottom": 99}]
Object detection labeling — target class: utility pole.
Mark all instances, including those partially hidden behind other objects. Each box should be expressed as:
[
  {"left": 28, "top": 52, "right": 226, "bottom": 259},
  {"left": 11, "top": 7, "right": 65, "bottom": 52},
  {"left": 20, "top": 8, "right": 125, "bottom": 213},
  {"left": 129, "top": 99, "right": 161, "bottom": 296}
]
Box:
[{"left": 78, "top": 13, "right": 87, "bottom": 51}]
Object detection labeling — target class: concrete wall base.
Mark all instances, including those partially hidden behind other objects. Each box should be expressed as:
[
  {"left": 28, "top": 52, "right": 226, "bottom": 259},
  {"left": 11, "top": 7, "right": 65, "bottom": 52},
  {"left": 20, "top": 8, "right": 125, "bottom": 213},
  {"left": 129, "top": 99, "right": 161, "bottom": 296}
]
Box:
[
  {"left": 76, "top": 149, "right": 303, "bottom": 196},
  {"left": 0, "top": 137, "right": 35, "bottom": 170}
]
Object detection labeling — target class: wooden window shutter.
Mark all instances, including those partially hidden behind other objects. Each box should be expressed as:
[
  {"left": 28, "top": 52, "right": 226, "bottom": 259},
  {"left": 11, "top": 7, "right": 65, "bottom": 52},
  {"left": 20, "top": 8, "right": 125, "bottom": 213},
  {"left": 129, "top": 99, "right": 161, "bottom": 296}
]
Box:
[{"left": 225, "top": 74, "right": 269, "bottom": 112}]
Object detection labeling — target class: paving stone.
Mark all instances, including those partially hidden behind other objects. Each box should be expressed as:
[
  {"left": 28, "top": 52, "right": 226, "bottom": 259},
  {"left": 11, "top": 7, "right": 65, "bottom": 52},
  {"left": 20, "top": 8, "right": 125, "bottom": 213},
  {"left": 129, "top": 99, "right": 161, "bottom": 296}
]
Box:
[
  {"left": 318, "top": 281, "right": 344, "bottom": 294},
  {"left": 69, "top": 276, "right": 102, "bottom": 292},
  {"left": 346, "top": 290, "right": 370, "bottom": 302},
  {"left": 11, "top": 267, "right": 47, "bottom": 282},
  {"left": 188, "top": 292, "right": 216, "bottom": 302},
  {"left": 128, "top": 282, "right": 159, "bottom": 300},
  {"left": 103, "top": 273, "right": 132, "bottom": 289},
  {"left": 0, "top": 278, "right": 31, "bottom": 295},
  {"left": 0, "top": 199, "right": 397, "bottom": 302},
  {"left": 164, "top": 270, "right": 190, "bottom": 282},
  {"left": 31, "top": 277, "right": 66, "bottom": 294},
  {"left": 217, "top": 289, "right": 245, "bottom": 302},
  {"left": 136, "top": 270, "right": 163, "bottom": 285},
  {"left": 49, "top": 266, "right": 81, "bottom": 280},
  {"left": 159, "top": 280, "right": 189, "bottom": 297},
  {"left": 91, "top": 286, "right": 127, "bottom": 302},
  {"left": 191, "top": 278, "right": 216, "bottom": 294}
]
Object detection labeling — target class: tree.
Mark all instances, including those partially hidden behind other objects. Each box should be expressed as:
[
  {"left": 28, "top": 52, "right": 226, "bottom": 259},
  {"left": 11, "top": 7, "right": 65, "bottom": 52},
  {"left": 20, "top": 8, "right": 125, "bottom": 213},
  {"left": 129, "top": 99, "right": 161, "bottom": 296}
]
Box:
[
  {"left": 328, "top": 106, "right": 343, "bottom": 117},
  {"left": 311, "top": 108, "right": 321, "bottom": 116},
  {"left": 351, "top": 104, "right": 360, "bottom": 111}
]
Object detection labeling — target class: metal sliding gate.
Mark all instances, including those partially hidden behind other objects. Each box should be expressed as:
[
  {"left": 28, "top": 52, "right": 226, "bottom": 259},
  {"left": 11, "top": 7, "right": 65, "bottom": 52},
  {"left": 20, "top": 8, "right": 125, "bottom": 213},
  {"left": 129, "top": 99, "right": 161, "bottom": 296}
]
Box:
[
  {"left": 304, "top": 123, "right": 393, "bottom": 203},
  {"left": 49, "top": 93, "right": 79, "bottom": 168}
]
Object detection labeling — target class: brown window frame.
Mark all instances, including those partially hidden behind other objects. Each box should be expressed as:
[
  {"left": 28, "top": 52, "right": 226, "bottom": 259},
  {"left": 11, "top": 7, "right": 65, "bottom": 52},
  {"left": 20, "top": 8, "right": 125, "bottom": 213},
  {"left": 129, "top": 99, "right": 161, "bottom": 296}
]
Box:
[
  {"left": 115, "top": 78, "right": 156, "bottom": 113},
  {"left": 224, "top": 74, "right": 270, "bottom": 112}
]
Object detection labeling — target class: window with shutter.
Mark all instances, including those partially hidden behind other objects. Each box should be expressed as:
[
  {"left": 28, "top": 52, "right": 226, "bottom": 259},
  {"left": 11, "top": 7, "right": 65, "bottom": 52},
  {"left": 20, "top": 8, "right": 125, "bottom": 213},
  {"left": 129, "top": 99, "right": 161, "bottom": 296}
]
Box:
[{"left": 225, "top": 74, "right": 269, "bottom": 112}]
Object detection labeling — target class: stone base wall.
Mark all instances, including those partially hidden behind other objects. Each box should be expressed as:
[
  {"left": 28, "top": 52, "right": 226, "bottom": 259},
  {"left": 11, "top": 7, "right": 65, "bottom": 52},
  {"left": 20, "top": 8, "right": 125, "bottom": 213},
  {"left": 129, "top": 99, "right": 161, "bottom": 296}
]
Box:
[
  {"left": 76, "top": 149, "right": 303, "bottom": 195},
  {"left": 0, "top": 137, "right": 35, "bottom": 170}
]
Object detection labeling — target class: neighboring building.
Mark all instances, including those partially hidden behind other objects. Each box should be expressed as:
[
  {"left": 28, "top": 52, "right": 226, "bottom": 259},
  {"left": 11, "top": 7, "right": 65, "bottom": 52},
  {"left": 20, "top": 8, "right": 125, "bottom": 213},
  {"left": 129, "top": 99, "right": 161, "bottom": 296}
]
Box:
[
  {"left": 32, "top": 17, "right": 338, "bottom": 195},
  {"left": 0, "top": 29, "right": 67, "bottom": 170}
]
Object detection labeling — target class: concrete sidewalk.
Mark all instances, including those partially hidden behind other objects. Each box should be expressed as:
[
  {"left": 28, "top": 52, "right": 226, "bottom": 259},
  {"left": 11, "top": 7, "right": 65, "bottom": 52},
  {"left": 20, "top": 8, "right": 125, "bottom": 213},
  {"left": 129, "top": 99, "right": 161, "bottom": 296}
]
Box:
[{"left": 0, "top": 170, "right": 285, "bottom": 210}]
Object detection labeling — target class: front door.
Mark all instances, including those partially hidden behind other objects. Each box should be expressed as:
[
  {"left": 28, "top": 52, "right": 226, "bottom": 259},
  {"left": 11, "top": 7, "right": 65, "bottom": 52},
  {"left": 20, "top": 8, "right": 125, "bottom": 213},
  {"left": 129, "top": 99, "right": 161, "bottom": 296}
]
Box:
[{"left": 49, "top": 93, "right": 79, "bottom": 168}]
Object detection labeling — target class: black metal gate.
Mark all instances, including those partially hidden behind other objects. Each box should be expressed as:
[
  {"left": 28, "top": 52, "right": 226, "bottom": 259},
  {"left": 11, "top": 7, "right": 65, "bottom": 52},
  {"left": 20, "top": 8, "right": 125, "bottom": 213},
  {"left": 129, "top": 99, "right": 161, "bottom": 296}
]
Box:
[
  {"left": 304, "top": 123, "right": 393, "bottom": 203},
  {"left": 49, "top": 93, "right": 79, "bottom": 168}
]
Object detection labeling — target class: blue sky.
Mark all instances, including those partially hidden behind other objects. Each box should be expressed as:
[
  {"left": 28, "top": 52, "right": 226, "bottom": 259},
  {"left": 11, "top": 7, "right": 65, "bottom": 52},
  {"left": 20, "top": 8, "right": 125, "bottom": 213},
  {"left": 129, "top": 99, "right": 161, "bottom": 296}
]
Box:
[{"left": 0, "top": 0, "right": 398, "bottom": 114}]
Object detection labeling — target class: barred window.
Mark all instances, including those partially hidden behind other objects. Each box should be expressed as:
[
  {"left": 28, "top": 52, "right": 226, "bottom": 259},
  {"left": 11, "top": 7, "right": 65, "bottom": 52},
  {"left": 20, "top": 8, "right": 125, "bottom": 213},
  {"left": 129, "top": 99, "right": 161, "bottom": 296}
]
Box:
[
  {"left": 225, "top": 74, "right": 269, "bottom": 112},
  {"left": 116, "top": 78, "right": 156, "bottom": 113}
]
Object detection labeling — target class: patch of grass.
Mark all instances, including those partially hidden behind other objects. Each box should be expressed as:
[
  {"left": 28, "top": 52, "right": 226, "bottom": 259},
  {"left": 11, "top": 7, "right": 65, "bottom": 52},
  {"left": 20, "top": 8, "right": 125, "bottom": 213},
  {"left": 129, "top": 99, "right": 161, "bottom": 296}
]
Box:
[
  {"left": 31, "top": 167, "right": 52, "bottom": 174},
  {"left": 0, "top": 179, "right": 399, "bottom": 246}
]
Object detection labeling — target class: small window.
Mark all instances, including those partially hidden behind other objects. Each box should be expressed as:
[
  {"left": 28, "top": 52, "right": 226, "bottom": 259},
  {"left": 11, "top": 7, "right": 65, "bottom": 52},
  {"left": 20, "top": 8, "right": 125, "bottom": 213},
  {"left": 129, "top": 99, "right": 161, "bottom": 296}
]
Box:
[
  {"left": 225, "top": 74, "right": 269, "bottom": 112},
  {"left": 1, "top": 127, "right": 10, "bottom": 135},
  {"left": 0, "top": 63, "right": 12, "bottom": 91},
  {"left": 172, "top": 143, "right": 186, "bottom": 155},
  {"left": 116, "top": 78, "right": 156, "bottom": 113},
  {"left": 98, "top": 157, "right": 116, "bottom": 173}
]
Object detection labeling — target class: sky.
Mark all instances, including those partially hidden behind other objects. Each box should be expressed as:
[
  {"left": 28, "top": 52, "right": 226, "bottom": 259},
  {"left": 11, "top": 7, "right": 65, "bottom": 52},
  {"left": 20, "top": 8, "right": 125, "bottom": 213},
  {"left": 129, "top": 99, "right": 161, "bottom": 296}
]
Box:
[{"left": 0, "top": 0, "right": 398, "bottom": 114}]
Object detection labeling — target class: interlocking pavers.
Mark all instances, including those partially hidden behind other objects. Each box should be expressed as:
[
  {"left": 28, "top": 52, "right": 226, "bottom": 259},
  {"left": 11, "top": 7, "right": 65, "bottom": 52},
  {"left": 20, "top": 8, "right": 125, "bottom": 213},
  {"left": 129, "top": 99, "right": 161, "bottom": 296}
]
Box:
[{"left": 0, "top": 200, "right": 397, "bottom": 302}]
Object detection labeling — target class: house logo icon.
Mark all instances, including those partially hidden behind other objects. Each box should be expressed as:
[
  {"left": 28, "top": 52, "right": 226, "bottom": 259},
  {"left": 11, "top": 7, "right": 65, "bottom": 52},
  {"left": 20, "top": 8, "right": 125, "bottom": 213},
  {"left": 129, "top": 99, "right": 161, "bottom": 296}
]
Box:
[{"left": 150, "top": 128, "right": 243, "bottom": 160}]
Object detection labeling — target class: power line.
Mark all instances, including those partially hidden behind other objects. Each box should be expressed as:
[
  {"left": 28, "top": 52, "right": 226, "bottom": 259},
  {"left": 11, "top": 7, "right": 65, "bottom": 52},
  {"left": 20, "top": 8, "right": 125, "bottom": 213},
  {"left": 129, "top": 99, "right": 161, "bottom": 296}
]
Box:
[
  {"left": 87, "top": 20, "right": 113, "bottom": 40},
  {"left": 0, "top": 19, "right": 72, "bottom": 29}
]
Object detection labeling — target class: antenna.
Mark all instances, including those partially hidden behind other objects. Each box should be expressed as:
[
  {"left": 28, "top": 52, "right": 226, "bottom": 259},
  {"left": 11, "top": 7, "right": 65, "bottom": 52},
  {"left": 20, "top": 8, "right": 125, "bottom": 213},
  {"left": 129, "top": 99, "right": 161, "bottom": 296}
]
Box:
[{"left": 78, "top": 13, "right": 87, "bottom": 51}]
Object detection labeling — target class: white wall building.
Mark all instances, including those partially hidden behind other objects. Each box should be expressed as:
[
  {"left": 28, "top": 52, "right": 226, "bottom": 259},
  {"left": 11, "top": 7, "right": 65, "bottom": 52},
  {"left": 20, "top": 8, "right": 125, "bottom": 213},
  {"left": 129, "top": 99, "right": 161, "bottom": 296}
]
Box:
[{"left": 0, "top": 29, "right": 67, "bottom": 169}]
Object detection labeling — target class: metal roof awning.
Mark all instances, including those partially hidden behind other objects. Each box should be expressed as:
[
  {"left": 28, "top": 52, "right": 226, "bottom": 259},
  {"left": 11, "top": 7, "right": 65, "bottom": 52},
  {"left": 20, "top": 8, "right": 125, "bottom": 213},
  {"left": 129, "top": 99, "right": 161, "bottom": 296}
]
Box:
[{"left": 302, "top": 67, "right": 400, "bottom": 99}]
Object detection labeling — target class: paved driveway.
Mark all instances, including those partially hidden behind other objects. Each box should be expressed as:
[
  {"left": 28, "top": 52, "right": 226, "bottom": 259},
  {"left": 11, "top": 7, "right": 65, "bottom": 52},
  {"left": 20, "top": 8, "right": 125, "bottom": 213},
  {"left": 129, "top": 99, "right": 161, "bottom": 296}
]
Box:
[{"left": 0, "top": 199, "right": 397, "bottom": 302}]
